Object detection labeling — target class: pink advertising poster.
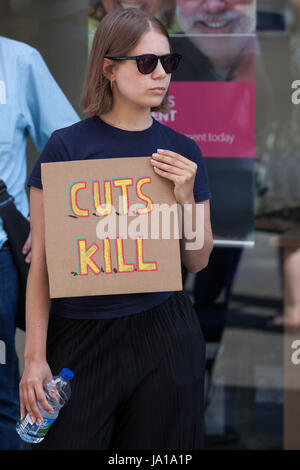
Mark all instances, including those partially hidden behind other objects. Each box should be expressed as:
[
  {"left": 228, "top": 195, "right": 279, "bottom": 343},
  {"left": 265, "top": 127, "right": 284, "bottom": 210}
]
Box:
[{"left": 153, "top": 82, "right": 255, "bottom": 159}]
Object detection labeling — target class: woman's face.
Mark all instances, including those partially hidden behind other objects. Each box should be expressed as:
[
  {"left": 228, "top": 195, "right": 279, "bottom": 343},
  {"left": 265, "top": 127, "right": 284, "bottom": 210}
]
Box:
[{"left": 111, "top": 30, "right": 172, "bottom": 111}]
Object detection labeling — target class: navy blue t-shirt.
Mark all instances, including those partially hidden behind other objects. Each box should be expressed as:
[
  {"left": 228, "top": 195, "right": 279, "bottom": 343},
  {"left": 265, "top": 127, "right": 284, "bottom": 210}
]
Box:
[{"left": 27, "top": 115, "right": 211, "bottom": 319}]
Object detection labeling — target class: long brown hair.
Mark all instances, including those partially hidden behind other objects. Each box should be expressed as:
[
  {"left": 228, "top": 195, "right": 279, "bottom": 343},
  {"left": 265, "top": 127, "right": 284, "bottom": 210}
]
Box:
[{"left": 81, "top": 8, "right": 172, "bottom": 116}]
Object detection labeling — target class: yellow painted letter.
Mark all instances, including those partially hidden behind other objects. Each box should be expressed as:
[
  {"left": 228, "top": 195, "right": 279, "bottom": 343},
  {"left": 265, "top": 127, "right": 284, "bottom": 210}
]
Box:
[{"left": 77, "top": 239, "right": 100, "bottom": 275}]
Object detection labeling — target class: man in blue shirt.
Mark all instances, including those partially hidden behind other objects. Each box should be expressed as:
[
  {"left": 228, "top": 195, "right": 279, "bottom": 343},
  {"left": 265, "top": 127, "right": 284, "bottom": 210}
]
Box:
[{"left": 0, "top": 36, "right": 79, "bottom": 449}]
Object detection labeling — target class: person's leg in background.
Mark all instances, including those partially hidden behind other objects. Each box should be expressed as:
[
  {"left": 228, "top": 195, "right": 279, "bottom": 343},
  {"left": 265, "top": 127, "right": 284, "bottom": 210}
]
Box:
[
  {"left": 0, "top": 242, "right": 24, "bottom": 450},
  {"left": 193, "top": 248, "right": 229, "bottom": 309},
  {"left": 193, "top": 248, "right": 243, "bottom": 310},
  {"left": 273, "top": 246, "right": 300, "bottom": 326},
  {"left": 185, "top": 247, "right": 243, "bottom": 340}
]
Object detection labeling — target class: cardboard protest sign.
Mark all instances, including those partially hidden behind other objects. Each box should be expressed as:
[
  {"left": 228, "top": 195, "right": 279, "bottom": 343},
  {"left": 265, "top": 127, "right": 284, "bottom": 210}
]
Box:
[{"left": 41, "top": 157, "right": 182, "bottom": 298}]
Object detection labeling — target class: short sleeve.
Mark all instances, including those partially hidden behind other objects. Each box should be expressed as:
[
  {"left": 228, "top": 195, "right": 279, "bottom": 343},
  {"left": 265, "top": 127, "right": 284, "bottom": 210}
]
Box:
[
  {"left": 20, "top": 47, "right": 79, "bottom": 152},
  {"left": 27, "top": 131, "right": 68, "bottom": 189},
  {"left": 190, "top": 141, "right": 212, "bottom": 203}
]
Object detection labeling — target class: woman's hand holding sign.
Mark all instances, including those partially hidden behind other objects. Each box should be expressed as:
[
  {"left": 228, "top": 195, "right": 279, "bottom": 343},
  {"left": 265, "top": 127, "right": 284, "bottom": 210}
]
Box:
[
  {"left": 151, "top": 148, "right": 213, "bottom": 274},
  {"left": 151, "top": 149, "right": 197, "bottom": 206}
]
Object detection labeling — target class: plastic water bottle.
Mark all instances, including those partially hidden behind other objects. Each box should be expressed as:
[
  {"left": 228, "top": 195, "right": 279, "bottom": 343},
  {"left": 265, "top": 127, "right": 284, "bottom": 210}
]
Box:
[{"left": 16, "top": 368, "right": 74, "bottom": 444}]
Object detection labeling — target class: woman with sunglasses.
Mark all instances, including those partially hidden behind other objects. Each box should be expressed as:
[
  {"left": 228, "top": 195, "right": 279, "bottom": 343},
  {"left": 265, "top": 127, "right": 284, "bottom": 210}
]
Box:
[{"left": 20, "top": 8, "right": 213, "bottom": 450}]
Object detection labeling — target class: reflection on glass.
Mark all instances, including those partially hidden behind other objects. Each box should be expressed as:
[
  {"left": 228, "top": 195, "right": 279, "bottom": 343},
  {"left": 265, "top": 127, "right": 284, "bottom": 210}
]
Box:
[
  {"left": 88, "top": 1, "right": 256, "bottom": 81},
  {"left": 88, "top": 0, "right": 178, "bottom": 50},
  {"left": 173, "top": 0, "right": 256, "bottom": 82}
]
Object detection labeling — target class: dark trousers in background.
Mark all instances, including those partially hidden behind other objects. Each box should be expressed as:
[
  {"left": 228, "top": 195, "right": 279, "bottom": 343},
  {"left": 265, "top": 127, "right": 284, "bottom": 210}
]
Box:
[
  {"left": 32, "top": 290, "right": 206, "bottom": 450},
  {"left": 0, "top": 243, "right": 24, "bottom": 450},
  {"left": 183, "top": 248, "right": 243, "bottom": 309},
  {"left": 182, "top": 248, "right": 243, "bottom": 335}
]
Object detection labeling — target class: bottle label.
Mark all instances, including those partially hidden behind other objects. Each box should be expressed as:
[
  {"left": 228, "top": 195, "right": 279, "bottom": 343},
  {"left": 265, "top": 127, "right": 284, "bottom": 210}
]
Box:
[{"left": 19, "top": 413, "right": 56, "bottom": 438}]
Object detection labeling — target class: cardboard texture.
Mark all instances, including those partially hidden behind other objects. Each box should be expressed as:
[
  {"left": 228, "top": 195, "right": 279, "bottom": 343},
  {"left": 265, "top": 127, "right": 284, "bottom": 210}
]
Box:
[{"left": 41, "top": 157, "right": 182, "bottom": 298}]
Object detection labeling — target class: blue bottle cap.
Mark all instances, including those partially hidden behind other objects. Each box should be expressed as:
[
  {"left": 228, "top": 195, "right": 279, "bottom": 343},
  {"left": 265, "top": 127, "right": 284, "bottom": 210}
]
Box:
[{"left": 59, "top": 368, "right": 74, "bottom": 381}]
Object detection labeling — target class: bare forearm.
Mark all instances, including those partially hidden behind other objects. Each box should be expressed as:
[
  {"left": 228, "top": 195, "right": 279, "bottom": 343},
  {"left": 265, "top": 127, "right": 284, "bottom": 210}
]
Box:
[
  {"left": 24, "top": 260, "right": 51, "bottom": 362},
  {"left": 180, "top": 200, "right": 213, "bottom": 274},
  {"left": 180, "top": 231, "right": 213, "bottom": 273}
]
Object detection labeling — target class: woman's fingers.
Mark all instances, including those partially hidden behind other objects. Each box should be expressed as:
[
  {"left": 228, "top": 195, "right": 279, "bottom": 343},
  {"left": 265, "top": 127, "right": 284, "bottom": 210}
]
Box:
[
  {"left": 151, "top": 165, "right": 180, "bottom": 182},
  {"left": 19, "top": 360, "right": 54, "bottom": 423},
  {"left": 151, "top": 151, "right": 197, "bottom": 176},
  {"left": 155, "top": 149, "right": 197, "bottom": 170},
  {"left": 21, "top": 380, "right": 54, "bottom": 424},
  {"left": 151, "top": 157, "right": 186, "bottom": 175},
  {"left": 150, "top": 151, "right": 196, "bottom": 181},
  {"left": 25, "top": 381, "right": 40, "bottom": 423},
  {"left": 35, "top": 382, "right": 54, "bottom": 417},
  {"left": 150, "top": 149, "right": 197, "bottom": 205}
]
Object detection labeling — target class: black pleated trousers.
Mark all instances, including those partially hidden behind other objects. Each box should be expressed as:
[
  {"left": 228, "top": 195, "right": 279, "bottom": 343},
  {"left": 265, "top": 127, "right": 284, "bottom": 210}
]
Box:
[{"left": 31, "top": 290, "right": 206, "bottom": 450}]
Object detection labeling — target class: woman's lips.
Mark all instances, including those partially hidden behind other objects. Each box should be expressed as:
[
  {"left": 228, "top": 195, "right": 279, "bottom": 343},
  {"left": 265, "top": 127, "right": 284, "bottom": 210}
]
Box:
[{"left": 150, "top": 87, "right": 166, "bottom": 94}]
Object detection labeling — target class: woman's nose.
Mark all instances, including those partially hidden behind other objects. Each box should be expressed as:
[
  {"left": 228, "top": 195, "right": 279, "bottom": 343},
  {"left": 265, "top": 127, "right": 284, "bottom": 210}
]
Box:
[{"left": 152, "top": 59, "right": 167, "bottom": 78}]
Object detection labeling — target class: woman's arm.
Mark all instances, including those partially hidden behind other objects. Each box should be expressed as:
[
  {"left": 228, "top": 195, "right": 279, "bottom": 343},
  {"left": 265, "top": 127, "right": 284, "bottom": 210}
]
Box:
[
  {"left": 179, "top": 199, "right": 213, "bottom": 274},
  {"left": 151, "top": 149, "right": 213, "bottom": 274},
  {"left": 19, "top": 187, "right": 54, "bottom": 424}
]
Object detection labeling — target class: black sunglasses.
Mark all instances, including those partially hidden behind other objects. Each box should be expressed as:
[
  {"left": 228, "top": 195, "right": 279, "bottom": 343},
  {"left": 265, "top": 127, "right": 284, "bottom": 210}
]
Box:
[{"left": 105, "top": 53, "right": 182, "bottom": 75}]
